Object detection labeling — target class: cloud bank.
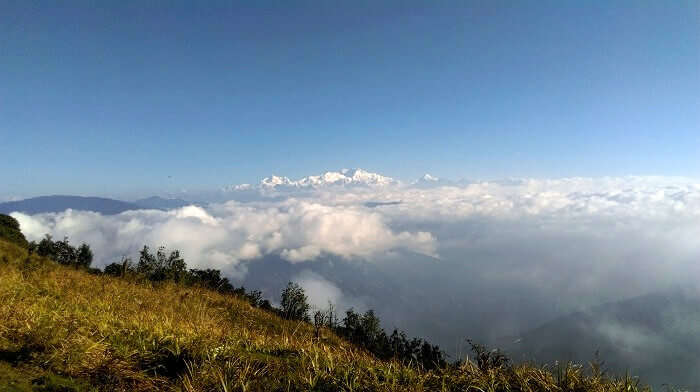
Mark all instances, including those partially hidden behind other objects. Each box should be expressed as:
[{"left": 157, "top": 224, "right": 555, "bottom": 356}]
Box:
[
  {"left": 12, "top": 175, "right": 700, "bottom": 273},
  {"left": 12, "top": 200, "right": 436, "bottom": 277},
  {"left": 9, "top": 174, "right": 700, "bottom": 355}
]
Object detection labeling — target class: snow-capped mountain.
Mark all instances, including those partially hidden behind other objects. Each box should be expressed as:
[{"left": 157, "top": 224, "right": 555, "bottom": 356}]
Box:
[
  {"left": 420, "top": 174, "right": 439, "bottom": 182},
  {"left": 261, "top": 168, "right": 397, "bottom": 189},
  {"left": 224, "top": 169, "right": 399, "bottom": 192},
  {"left": 410, "top": 174, "right": 454, "bottom": 188},
  {"left": 261, "top": 175, "right": 296, "bottom": 188}
]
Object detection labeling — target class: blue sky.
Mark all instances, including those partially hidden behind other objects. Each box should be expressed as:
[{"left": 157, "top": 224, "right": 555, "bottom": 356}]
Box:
[{"left": 1, "top": 1, "right": 698, "bottom": 198}]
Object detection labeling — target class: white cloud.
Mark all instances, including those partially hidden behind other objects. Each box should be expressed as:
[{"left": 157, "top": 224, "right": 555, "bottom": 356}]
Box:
[
  {"left": 11, "top": 200, "right": 436, "bottom": 277},
  {"left": 9, "top": 175, "right": 700, "bottom": 304},
  {"left": 292, "top": 270, "right": 366, "bottom": 312},
  {"left": 313, "top": 176, "right": 700, "bottom": 222},
  {"left": 226, "top": 175, "right": 700, "bottom": 305}
]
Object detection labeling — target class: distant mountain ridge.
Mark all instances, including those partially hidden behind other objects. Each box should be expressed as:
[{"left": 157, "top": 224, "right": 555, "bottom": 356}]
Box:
[
  {"left": 133, "top": 196, "right": 194, "bottom": 210},
  {"left": 0, "top": 196, "right": 140, "bottom": 215},
  {"left": 502, "top": 288, "right": 700, "bottom": 389},
  {"left": 0, "top": 195, "right": 195, "bottom": 215}
]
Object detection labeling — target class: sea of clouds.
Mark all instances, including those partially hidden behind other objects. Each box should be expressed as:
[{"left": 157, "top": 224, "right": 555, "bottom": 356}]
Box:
[{"left": 11, "top": 175, "right": 700, "bottom": 352}]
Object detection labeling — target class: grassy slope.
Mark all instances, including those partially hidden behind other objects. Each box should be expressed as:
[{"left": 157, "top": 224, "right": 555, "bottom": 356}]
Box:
[{"left": 0, "top": 239, "right": 652, "bottom": 392}]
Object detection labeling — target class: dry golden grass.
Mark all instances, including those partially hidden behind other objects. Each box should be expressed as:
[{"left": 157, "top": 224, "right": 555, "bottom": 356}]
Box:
[{"left": 0, "top": 239, "right": 652, "bottom": 391}]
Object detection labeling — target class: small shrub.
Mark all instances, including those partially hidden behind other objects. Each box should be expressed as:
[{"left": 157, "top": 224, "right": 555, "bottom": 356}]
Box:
[
  {"left": 313, "top": 310, "right": 327, "bottom": 340},
  {"left": 104, "top": 257, "right": 135, "bottom": 277},
  {"left": 467, "top": 339, "right": 510, "bottom": 371}
]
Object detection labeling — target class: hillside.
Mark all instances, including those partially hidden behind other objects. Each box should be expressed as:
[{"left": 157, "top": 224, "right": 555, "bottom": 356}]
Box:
[
  {"left": 0, "top": 215, "right": 28, "bottom": 248},
  {"left": 503, "top": 290, "right": 700, "bottom": 390},
  {"left": 0, "top": 237, "right": 653, "bottom": 392},
  {"left": 0, "top": 196, "right": 140, "bottom": 215}
]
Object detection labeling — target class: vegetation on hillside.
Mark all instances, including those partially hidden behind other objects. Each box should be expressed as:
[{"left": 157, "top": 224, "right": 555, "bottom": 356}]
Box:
[
  {"left": 0, "top": 214, "right": 28, "bottom": 248},
  {"left": 29, "top": 234, "right": 94, "bottom": 270},
  {"left": 99, "top": 244, "right": 445, "bottom": 370},
  {"left": 0, "top": 214, "right": 654, "bottom": 391}
]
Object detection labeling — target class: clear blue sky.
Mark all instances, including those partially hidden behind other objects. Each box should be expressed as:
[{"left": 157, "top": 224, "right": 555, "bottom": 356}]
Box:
[{"left": 1, "top": 1, "right": 698, "bottom": 198}]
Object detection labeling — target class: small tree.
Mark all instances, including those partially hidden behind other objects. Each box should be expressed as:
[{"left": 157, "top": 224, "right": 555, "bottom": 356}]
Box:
[
  {"left": 137, "top": 245, "right": 187, "bottom": 281},
  {"left": 360, "top": 310, "right": 382, "bottom": 345},
  {"left": 187, "top": 268, "right": 234, "bottom": 292},
  {"left": 136, "top": 245, "right": 157, "bottom": 276},
  {"left": 37, "top": 234, "right": 56, "bottom": 259},
  {"left": 76, "top": 243, "right": 93, "bottom": 268},
  {"left": 280, "top": 282, "right": 310, "bottom": 321},
  {"left": 313, "top": 310, "right": 327, "bottom": 340},
  {"left": 326, "top": 301, "right": 338, "bottom": 329},
  {"left": 342, "top": 308, "right": 362, "bottom": 343},
  {"left": 163, "top": 249, "right": 186, "bottom": 281},
  {"left": 246, "top": 290, "right": 265, "bottom": 307},
  {"left": 467, "top": 339, "right": 510, "bottom": 371},
  {"left": 27, "top": 240, "right": 38, "bottom": 254},
  {"left": 59, "top": 238, "right": 76, "bottom": 265}
]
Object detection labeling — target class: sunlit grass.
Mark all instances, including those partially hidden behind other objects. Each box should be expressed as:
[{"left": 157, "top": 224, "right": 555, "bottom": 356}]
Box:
[{"left": 0, "top": 239, "right": 652, "bottom": 391}]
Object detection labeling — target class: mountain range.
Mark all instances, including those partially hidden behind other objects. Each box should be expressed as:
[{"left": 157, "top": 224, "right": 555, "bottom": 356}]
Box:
[
  {"left": 0, "top": 195, "right": 194, "bottom": 215},
  {"left": 132, "top": 196, "right": 193, "bottom": 210},
  {"left": 223, "top": 168, "right": 455, "bottom": 192},
  {"left": 3, "top": 170, "right": 459, "bottom": 215},
  {"left": 0, "top": 169, "right": 432, "bottom": 214}
]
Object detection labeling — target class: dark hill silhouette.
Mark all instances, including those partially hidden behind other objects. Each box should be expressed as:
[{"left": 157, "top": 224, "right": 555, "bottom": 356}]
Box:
[{"left": 0, "top": 195, "right": 140, "bottom": 215}]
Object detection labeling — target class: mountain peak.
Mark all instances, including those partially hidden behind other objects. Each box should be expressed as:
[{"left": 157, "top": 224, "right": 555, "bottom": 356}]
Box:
[
  {"left": 227, "top": 169, "right": 397, "bottom": 192},
  {"left": 410, "top": 173, "right": 452, "bottom": 188},
  {"left": 261, "top": 175, "right": 294, "bottom": 188}
]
